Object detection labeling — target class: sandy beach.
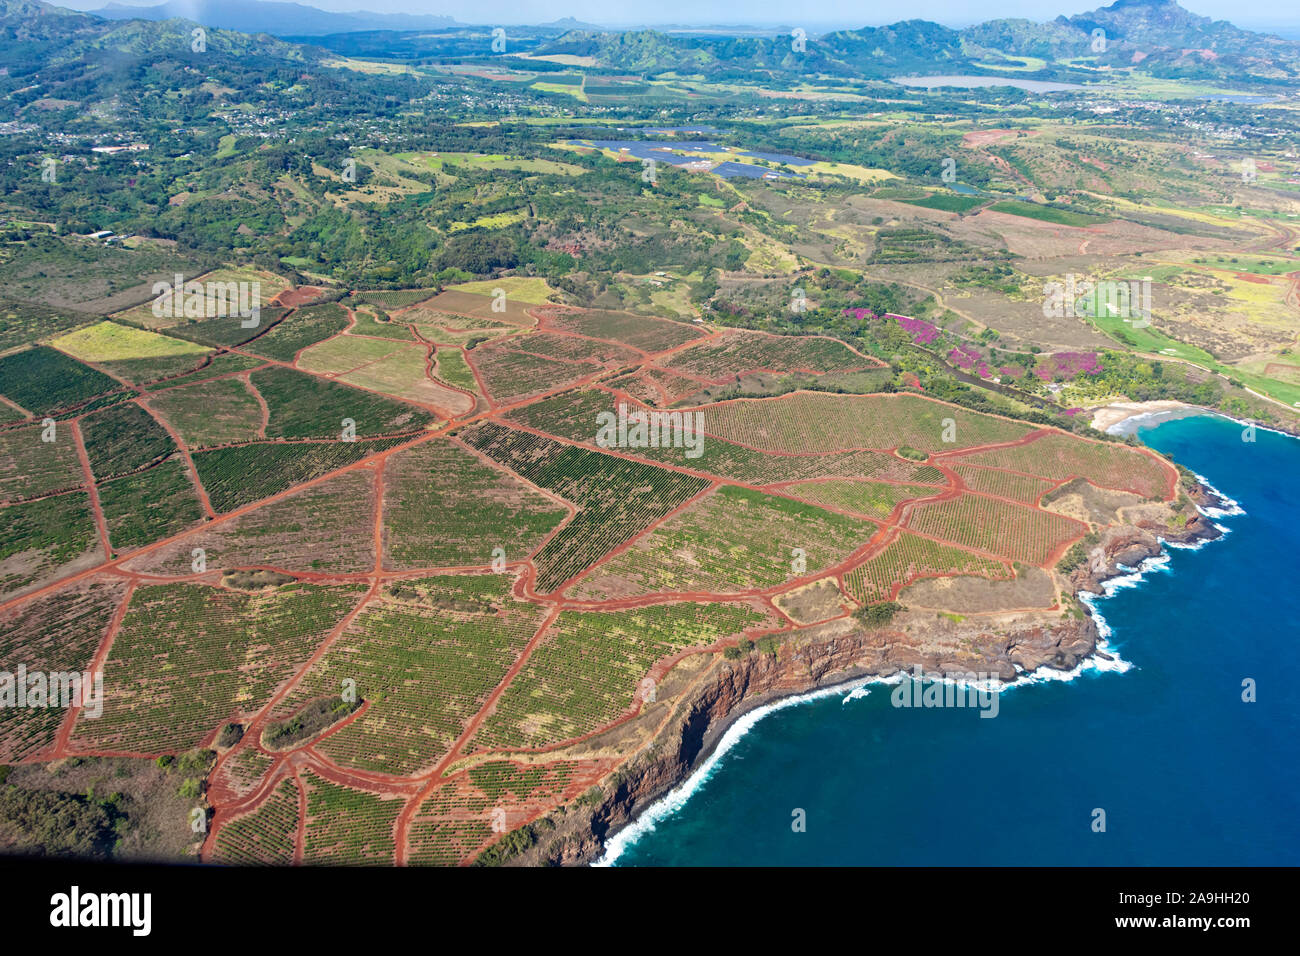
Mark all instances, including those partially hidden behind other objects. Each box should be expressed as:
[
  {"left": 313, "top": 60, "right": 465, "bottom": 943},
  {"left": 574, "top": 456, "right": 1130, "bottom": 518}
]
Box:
[{"left": 1090, "top": 400, "right": 1204, "bottom": 435}]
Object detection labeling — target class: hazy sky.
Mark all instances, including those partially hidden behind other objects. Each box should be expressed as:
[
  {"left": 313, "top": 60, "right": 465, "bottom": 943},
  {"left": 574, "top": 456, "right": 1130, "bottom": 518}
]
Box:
[{"left": 55, "top": 0, "right": 1300, "bottom": 33}]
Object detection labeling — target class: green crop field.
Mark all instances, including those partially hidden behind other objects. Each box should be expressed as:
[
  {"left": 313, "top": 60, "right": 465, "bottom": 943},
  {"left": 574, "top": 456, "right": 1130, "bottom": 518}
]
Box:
[
  {"left": 460, "top": 422, "right": 711, "bottom": 592},
  {"left": 844, "top": 531, "right": 1012, "bottom": 604},
  {"left": 0, "top": 422, "right": 85, "bottom": 500},
  {"left": 0, "top": 346, "right": 122, "bottom": 416},
  {"left": 212, "top": 778, "right": 299, "bottom": 865},
  {"left": 955, "top": 431, "right": 1172, "bottom": 499},
  {"left": 146, "top": 377, "right": 265, "bottom": 448},
  {"left": 48, "top": 321, "right": 212, "bottom": 385},
  {"left": 300, "top": 771, "right": 402, "bottom": 865},
  {"left": 80, "top": 402, "right": 177, "bottom": 479},
  {"left": 251, "top": 365, "right": 433, "bottom": 439},
  {"left": 781, "top": 478, "right": 941, "bottom": 520},
  {"left": 906, "top": 492, "right": 1085, "bottom": 565},
  {"left": 96, "top": 459, "right": 204, "bottom": 552},
  {"left": 244, "top": 302, "right": 350, "bottom": 362},
  {"left": 698, "top": 392, "right": 1031, "bottom": 456},
  {"left": 383, "top": 440, "right": 568, "bottom": 569},
  {"left": 570, "top": 484, "right": 878, "bottom": 599},
  {"left": 0, "top": 580, "right": 124, "bottom": 761},
  {"left": 0, "top": 492, "right": 101, "bottom": 597}
]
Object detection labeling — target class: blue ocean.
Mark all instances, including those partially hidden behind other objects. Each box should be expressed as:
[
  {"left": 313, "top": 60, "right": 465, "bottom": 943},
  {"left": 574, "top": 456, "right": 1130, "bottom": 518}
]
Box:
[{"left": 606, "top": 414, "right": 1300, "bottom": 866}]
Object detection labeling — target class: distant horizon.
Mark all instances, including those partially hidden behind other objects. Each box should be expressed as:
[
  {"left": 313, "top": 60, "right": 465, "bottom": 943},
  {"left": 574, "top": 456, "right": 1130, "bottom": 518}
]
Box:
[{"left": 47, "top": 0, "right": 1300, "bottom": 35}]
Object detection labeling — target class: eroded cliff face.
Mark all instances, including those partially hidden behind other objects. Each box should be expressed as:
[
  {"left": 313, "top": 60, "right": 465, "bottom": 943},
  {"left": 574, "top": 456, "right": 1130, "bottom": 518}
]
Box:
[
  {"left": 507, "top": 490, "right": 1228, "bottom": 868},
  {"left": 512, "top": 610, "right": 1098, "bottom": 866}
]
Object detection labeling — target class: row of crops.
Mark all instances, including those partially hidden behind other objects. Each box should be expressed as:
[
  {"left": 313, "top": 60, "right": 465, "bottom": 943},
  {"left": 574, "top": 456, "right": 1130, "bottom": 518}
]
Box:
[
  {"left": 192, "top": 435, "right": 410, "bottom": 512},
  {"left": 277, "top": 577, "right": 546, "bottom": 775},
  {"left": 0, "top": 492, "right": 100, "bottom": 597},
  {"left": 0, "top": 422, "right": 86, "bottom": 501},
  {"left": 953, "top": 431, "right": 1172, "bottom": 499},
  {"left": 505, "top": 390, "right": 950, "bottom": 486},
  {"left": 469, "top": 342, "right": 599, "bottom": 404},
  {"left": 459, "top": 422, "right": 711, "bottom": 592},
  {"left": 75, "top": 582, "right": 365, "bottom": 753},
  {"left": 300, "top": 771, "right": 402, "bottom": 866},
  {"left": 843, "top": 530, "right": 1013, "bottom": 605},
  {"left": 906, "top": 493, "right": 1085, "bottom": 566},
  {"left": 251, "top": 365, "right": 432, "bottom": 440},
  {"left": 545, "top": 309, "right": 704, "bottom": 353},
  {"left": 568, "top": 484, "right": 877, "bottom": 599},
  {"left": 244, "top": 302, "right": 350, "bottom": 363},
  {"left": 953, "top": 464, "right": 1057, "bottom": 504},
  {"left": 662, "top": 329, "right": 878, "bottom": 379},
  {"left": 697, "top": 392, "right": 1032, "bottom": 457},
  {"left": 212, "top": 778, "right": 298, "bottom": 865},
  {"left": 383, "top": 440, "right": 568, "bottom": 570},
  {"left": 0, "top": 346, "right": 123, "bottom": 418},
  {"left": 0, "top": 580, "right": 124, "bottom": 761},
  {"left": 473, "top": 601, "right": 771, "bottom": 750}
]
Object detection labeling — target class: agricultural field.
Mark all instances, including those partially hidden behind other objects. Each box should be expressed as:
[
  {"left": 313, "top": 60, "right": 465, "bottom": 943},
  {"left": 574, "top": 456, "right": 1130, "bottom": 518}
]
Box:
[
  {"left": 661, "top": 330, "right": 880, "bottom": 379},
  {"left": 331, "top": 342, "right": 475, "bottom": 414},
  {"left": 73, "top": 582, "right": 366, "bottom": 753},
  {"left": 146, "top": 376, "right": 266, "bottom": 448},
  {"left": 569, "top": 485, "right": 878, "bottom": 599},
  {"left": 211, "top": 778, "right": 299, "bottom": 865},
  {"left": 433, "top": 348, "right": 478, "bottom": 392},
  {"left": 383, "top": 440, "right": 568, "bottom": 569},
  {"left": 300, "top": 772, "right": 402, "bottom": 866},
  {"left": 952, "top": 431, "right": 1173, "bottom": 499},
  {"left": 251, "top": 365, "right": 434, "bottom": 439},
  {"left": 0, "top": 346, "right": 122, "bottom": 416},
  {"left": 296, "top": 331, "right": 408, "bottom": 377},
  {"left": 474, "top": 601, "right": 774, "bottom": 750},
  {"left": 0, "top": 579, "right": 126, "bottom": 761},
  {"left": 905, "top": 493, "right": 1086, "bottom": 565},
  {"left": 79, "top": 402, "right": 177, "bottom": 479},
  {"left": 694, "top": 392, "right": 1032, "bottom": 456},
  {"left": 126, "top": 469, "right": 375, "bottom": 574},
  {"left": 161, "top": 307, "right": 292, "bottom": 349},
  {"left": 348, "top": 307, "right": 416, "bottom": 340},
  {"left": 244, "top": 302, "right": 350, "bottom": 362},
  {"left": 96, "top": 459, "right": 204, "bottom": 552},
  {"left": 277, "top": 575, "right": 546, "bottom": 775},
  {"left": 542, "top": 309, "right": 705, "bottom": 352},
  {"left": 140, "top": 352, "right": 266, "bottom": 392},
  {"left": 0, "top": 492, "right": 102, "bottom": 598},
  {"left": 843, "top": 531, "right": 1013, "bottom": 605},
  {"left": 0, "top": 422, "right": 85, "bottom": 501},
  {"left": 467, "top": 339, "right": 603, "bottom": 404},
  {"left": 47, "top": 321, "right": 213, "bottom": 385},
  {"left": 459, "top": 422, "right": 711, "bottom": 593},
  {"left": 191, "top": 435, "right": 409, "bottom": 513},
  {"left": 779, "top": 478, "right": 944, "bottom": 520},
  {"left": 402, "top": 291, "right": 537, "bottom": 328},
  {"left": 110, "top": 267, "right": 291, "bottom": 331},
  {"left": 953, "top": 464, "right": 1057, "bottom": 504}
]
